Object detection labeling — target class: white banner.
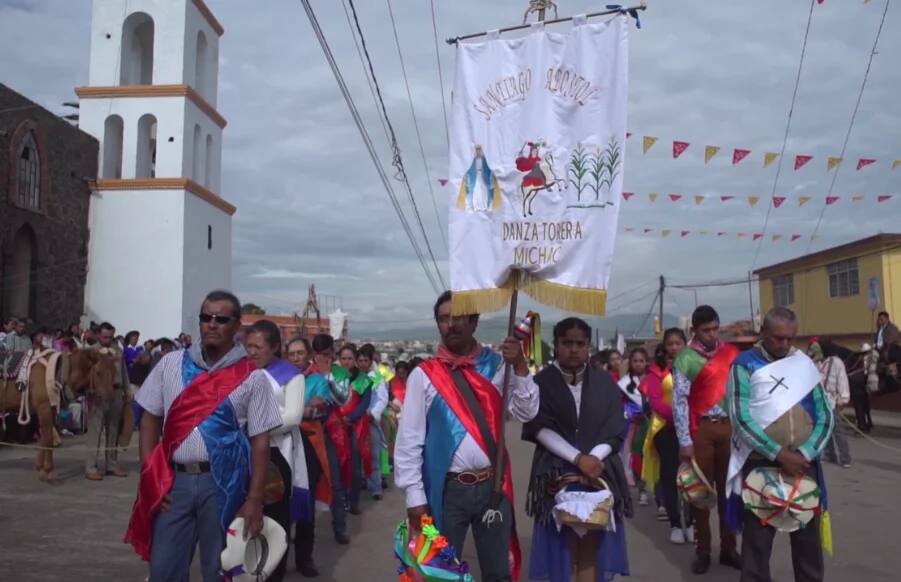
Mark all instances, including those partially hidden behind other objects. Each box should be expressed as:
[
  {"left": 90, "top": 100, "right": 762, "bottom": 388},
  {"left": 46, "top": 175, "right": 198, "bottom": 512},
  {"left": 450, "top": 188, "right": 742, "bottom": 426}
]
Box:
[{"left": 448, "top": 16, "right": 629, "bottom": 315}]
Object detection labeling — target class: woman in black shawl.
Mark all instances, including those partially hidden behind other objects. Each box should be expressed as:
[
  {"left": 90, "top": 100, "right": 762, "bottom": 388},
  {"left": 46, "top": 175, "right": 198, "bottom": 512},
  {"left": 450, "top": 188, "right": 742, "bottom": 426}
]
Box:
[{"left": 523, "top": 318, "right": 631, "bottom": 582}]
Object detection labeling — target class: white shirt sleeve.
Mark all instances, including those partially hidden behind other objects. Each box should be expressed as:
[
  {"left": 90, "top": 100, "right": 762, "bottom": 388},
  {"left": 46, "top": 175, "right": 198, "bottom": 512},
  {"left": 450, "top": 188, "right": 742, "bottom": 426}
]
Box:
[
  {"left": 394, "top": 367, "right": 429, "bottom": 508},
  {"left": 491, "top": 365, "right": 539, "bottom": 422},
  {"left": 536, "top": 429, "right": 579, "bottom": 463},
  {"left": 369, "top": 379, "right": 389, "bottom": 419},
  {"left": 270, "top": 374, "right": 305, "bottom": 436}
]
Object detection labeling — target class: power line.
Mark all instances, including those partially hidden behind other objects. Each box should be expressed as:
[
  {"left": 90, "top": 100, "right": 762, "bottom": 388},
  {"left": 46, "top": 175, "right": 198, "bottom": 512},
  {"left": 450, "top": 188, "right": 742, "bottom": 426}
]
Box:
[
  {"left": 750, "top": 0, "right": 816, "bottom": 269},
  {"left": 344, "top": 0, "right": 447, "bottom": 288},
  {"left": 298, "top": 0, "right": 441, "bottom": 293},
  {"left": 429, "top": 0, "right": 451, "bottom": 146},
  {"left": 340, "top": 0, "right": 391, "bottom": 145},
  {"left": 805, "top": 0, "right": 892, "bottom": 253},
  {"left": 385, "top": 0, "right": 448, "bottom": 253}
]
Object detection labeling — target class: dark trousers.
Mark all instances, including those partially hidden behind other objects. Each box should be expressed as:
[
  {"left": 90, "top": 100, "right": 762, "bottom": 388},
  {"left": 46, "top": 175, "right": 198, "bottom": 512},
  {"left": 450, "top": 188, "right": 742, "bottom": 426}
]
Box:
[
  {"left": 850, "top": 384, "right": 873, "bottom": 432},
  {"left": 823, "top": 405, "right": 852, "bottom": 465},
  {"left": 295, "top": 434, "right": 321, "bottom": 568},
  {"left": 692, "top": 418, "right": 736, "bottom": 557},
  {"left": 442, "top": 479, "right": 512, "bottom": 582},
  {"left": 740, "top": 462, "right": 824, "bottom": 582},
  {"left": 263, "top": 447, "right": 292, "bottom": 582},
  {"left": 348, "top": 429, "right": 364, "bottom": 508},
  {"left": 655, "top": 425, "right": 691, "bottom": 529},
  {"left": 324, "top": 431, "right": 348, "bottom": 534}
]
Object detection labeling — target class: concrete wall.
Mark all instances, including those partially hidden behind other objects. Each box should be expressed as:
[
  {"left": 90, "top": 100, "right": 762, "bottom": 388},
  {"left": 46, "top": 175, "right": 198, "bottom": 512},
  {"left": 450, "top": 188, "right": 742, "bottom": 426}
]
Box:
[
  {"left": 83, "top": 188, "right": 186, "bottom": 338},
  {"left": 181, "top": 193, "right": 232, "bottom": 336}
]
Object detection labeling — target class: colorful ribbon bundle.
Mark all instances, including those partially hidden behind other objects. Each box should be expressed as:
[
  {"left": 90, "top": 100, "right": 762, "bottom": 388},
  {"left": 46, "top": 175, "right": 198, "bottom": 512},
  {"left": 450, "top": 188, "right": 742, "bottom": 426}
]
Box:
[
  {"left": 394, "top": 516, "right": 474, "bottom": 582},
  {"left": 514, "top": 311, "right": 543, "bottom": 368}
]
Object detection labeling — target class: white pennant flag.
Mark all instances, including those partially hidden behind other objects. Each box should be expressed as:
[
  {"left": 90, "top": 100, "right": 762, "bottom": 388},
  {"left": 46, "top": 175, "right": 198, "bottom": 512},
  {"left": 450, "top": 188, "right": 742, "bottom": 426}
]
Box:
[{"left": 448, "top": 16, "right": 629, "bottom": 315}]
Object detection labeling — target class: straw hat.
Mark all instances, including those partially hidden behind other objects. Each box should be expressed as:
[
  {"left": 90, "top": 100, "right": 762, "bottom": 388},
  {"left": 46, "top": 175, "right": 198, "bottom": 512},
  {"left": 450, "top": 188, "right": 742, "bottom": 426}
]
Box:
[
  {"left": 220, "top": 516, "right": 287, "bottom": 582},
  {"left": 676, "top": 459, "right": 717, "bottom": 509},
  {"left": 741, "top": 467, "right": 820, "bottom": 533}
]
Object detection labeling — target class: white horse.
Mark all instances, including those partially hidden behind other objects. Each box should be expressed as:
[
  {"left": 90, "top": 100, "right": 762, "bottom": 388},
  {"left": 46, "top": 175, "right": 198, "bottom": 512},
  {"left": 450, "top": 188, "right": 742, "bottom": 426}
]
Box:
[{"left": 521, "top": 152, "right": 564, "bottom": 217}]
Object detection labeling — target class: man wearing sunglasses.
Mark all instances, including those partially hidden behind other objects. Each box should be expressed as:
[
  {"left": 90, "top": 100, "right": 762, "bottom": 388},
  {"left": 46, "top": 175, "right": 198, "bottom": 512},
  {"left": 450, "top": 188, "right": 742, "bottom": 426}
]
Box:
[{"left": 126, "top": 290, "right": 283, "bottom": 582}]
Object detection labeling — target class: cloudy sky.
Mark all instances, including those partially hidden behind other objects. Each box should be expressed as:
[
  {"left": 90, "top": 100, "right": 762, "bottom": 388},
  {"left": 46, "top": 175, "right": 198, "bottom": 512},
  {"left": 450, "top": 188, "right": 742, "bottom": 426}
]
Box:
[{"left": 1, "top": 0, "right": 898, "bottom": 337}]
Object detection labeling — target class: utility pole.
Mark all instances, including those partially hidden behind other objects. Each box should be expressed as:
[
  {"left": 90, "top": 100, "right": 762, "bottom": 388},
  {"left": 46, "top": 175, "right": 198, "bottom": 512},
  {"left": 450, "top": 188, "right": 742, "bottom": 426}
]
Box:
[
  {"left": 657, "top": 275, "right": 665, "bottom": 338},
  {"left": 747, "top": 270, "right": 756, "bottom": 331}
]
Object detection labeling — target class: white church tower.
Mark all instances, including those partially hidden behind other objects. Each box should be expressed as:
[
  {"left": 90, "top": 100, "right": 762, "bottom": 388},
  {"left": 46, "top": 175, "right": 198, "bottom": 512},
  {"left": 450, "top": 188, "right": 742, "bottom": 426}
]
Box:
[{"left": 77, "top": 0, "right": 234, "bottom": 339}]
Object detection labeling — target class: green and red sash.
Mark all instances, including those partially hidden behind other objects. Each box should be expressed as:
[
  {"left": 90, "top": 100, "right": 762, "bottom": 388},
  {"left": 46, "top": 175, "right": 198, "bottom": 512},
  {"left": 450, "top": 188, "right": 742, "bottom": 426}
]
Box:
[
  {"left": 674, "top": 343, "right": 740, "bottom": 435},
  {"left": 124, "top": 357, "right": 254, "bottom": 561}
]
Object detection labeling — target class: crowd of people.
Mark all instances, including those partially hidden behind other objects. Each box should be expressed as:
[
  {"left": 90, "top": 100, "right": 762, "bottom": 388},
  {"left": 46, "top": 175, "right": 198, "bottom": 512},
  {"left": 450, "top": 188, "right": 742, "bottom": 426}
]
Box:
[{"left": 4, "top": 297, "right": 899, "bottom": 582}]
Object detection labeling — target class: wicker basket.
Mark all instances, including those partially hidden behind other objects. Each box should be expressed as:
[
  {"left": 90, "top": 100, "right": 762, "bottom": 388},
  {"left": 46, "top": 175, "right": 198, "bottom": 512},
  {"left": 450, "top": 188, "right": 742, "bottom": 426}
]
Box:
[{"left": 556, "top": 476, "right": 614, "bottom": 530}]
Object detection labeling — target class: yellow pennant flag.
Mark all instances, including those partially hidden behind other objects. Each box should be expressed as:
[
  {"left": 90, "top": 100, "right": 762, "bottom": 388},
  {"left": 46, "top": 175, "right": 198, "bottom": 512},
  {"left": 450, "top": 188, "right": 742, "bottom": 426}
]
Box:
[
  {"left": 643, "top": 136, "right": 658, "bottom": 154},
  {"left": 827, "top": 157, "right": 842, "bottom": 171},
  {"left": 773, "top": 234, "right": 782, "bottom": 241},
  {"left": 737, "top": 233, "right": 746, "bottom": 239},
  {"left": 661, "top": 229, "right": 672, "bottom": 237},
  {"left": 624, "top": 227, "right": 635, "bottom": 232},
  {"left": 852, "top": 195, "right": 864, "bottom": 202},
  {"left": 748, "top": 196, "right": 760, "bottom": 207},
  {"left": 893, "top": 160, "right": 901, "bottom": 170},
  {"left": 763, "top": 152, "right": 779, "bottom": 168},
  {"left": 694, "top": 195, "right": 705, "bottom": 205},
  {"left": 799, "top": 196, "right": 811, "bottom": 206},
  {"left": 704, "top": 146, "right": 720, "bottom": 164},
  {"left": 649, "top": 193, "right": 659, "bottom": 202},
  {"left": 699, "top": 230, "right": 710, "bottom": 235}
]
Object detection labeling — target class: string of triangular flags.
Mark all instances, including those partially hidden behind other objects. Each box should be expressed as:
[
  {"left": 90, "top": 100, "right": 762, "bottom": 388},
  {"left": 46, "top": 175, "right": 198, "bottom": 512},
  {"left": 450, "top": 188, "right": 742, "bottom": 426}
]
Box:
[
  {"left": 630, "top": 134, "right": 899, "bottom": 172},
  {"left": 621, "top": 192, "right": 895, "bottom": 206},
  {"left": 622, "top": 227, "right": 820, "bottom": 243}
]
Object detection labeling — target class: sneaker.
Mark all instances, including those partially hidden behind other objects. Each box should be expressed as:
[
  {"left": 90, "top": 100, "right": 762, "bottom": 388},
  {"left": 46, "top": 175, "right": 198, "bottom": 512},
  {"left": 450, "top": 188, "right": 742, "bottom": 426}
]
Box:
[
  {"left": 297, "top": 562, "right": 320, "bottom": 577},
  {"left": 638, "top": 491, "right": 649, "bottom": 506},
  {"left": 719, "top": 550, "right": 742, "bottom": 570},
  {"left": 669, "top": 527, "right": 686, "bottom": 545},
  {"left": 840, "top": 462, "right": 852, "bottom": 468},
  {"left": 334, "top": 532, "right": 350, "bottom": 545},
  {"left": 691, "top": 554, "right": 711, "bottom": 575},
  {"left": 657, "top": 506, "right": 669, "bottom": 521},
  {"left": 373, "top": 493, "right": 383, "bottom": 501},
  {"left": 685, "top": 526, "right": 695, "bottom": 543}
]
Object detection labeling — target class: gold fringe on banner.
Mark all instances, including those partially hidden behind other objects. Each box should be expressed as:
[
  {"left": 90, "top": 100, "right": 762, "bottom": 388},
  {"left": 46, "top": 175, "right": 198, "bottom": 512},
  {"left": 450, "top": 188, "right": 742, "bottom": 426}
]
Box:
[{"left": 452, "top": 273, "right": 608, "bottom": 317}]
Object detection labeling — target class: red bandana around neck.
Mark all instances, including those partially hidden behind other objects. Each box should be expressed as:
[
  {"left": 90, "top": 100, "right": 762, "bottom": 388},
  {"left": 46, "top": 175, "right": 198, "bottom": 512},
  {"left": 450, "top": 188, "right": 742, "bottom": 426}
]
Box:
[{"left": 434, "top": 341, "right": 481, "bottom": 370}]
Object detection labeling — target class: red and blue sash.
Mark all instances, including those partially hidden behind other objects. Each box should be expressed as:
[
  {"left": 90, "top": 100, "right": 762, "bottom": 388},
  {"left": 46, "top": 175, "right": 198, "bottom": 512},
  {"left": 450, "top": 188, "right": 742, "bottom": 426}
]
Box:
[
  {"left": 419, "top": 359, "right": 522, "bottom": 581},
  {"left": 124, "top": 356, "right": 255, "bottom": 561}
]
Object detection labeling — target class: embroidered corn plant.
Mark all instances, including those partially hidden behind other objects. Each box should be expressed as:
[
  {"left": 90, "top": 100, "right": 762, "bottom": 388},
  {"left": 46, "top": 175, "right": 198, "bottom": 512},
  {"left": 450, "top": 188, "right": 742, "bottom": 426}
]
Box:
[
  {"left": 568, "top": 144, "right": 589, "bottom": 201},
  {"left": 589, "top": 146, "right": 606, "bottom": 202},
  {"left": 600, "top": 137, "right": 622, "bottom": 195}
]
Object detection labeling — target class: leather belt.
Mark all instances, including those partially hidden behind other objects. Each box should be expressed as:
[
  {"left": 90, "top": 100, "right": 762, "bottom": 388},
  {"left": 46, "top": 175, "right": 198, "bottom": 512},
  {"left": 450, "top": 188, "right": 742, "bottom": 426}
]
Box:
[
  {"left": 446, "top": 468, "right": 493, "bottom": 486},
  {"left": 700, "top": 416, "right": 729, "bottom": 424},
  {"left": 173, "top": 462, "right": 211, "bottom": 474}
]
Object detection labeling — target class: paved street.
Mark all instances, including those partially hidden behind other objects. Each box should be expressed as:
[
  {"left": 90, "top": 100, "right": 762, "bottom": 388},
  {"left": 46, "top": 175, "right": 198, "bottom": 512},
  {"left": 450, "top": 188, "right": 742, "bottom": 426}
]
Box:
[{"left": 2, "top": 418, "right": 900, "bottom": 581}]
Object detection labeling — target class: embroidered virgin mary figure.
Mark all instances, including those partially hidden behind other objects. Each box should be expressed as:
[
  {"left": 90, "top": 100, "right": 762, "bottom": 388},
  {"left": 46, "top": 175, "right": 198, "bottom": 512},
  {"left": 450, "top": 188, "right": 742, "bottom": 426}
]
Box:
[{"left": 457, "top": 145, "right": 502, "bottom": 212}]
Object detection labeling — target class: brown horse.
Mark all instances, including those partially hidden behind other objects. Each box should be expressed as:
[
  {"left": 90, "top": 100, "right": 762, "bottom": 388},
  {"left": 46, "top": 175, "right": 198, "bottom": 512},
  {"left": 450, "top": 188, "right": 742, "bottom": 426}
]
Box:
[{"left": 1, "top": 351, "right": 64, "bottom": 481}]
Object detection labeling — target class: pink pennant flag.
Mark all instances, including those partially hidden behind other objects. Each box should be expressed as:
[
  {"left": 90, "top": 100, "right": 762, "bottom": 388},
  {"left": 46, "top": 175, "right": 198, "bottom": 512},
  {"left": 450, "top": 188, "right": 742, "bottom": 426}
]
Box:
[
  {"left": 626, "top": 132, "right": 632, "bottom": 139},
  {"left": 643, "top": 228, "right": 654, "bottom": 233},
  {"left": 794, "top": 155, "right": 813, "bottom": 170},
  {"left": 673, "top": 141, "right": 690, "bottom": 159},
  {"left": 669, "top": 194, "right": 683, "bottom": 202},
  {"left": 681, "top": 230, "right": 690, "bottom": 238},
  {"left": 720, "top": 195, "right": 734, "bottom": 202},
  {"left": 856, "top": 158, "right": 876, "bottom": 170},
  {"left": 773, "top": 196, "right": 787, "bottom": 208},
  {"left": 825, "top": 196, "right": 840, "bottom": 205},
  {"left": 438, "top": 178, "right": 448, "bottom": 186},
  {"left": 753, "top": 233, "right": 763, "bottom": 241},
  {"left": 622, "top": 192, "right": 634, "bottom": 201},
  {"left": 732, "top": 148, "right": 751, "bottom": 165},
  {"left": 878, "top": 195, "right": 893, "bottom": 203},
  {"left": 791, "top": 234, "right": 802, "bottom": 242}
]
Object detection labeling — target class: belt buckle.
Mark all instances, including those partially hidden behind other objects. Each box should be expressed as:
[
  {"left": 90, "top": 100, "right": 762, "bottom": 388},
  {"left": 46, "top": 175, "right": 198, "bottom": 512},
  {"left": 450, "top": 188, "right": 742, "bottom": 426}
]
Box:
[
  {"left": 184, "top": 462, "right": 203, "bottom": 474},
  {"left": 457, "top": 471, "right": 479, "bottom": 485}
]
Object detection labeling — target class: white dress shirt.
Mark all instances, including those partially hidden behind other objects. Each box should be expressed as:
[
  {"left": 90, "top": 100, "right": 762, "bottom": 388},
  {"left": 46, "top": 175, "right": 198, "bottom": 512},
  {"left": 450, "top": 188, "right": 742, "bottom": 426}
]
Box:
[
  {"left": 395, "top": 363, "right": 539, "bottom": 508},
  {"left": 368, "top": 370, "right": 389, "bottom": 420},
  {"left": 535, "top": 371, "right": 612, "bottom": 464}
]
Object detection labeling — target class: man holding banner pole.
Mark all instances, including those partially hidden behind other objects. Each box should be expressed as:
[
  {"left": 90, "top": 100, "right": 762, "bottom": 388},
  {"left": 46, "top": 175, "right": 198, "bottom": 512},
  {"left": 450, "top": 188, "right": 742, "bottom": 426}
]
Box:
[{"left": 394, "top": 291, "right": 538, "bottom": 582}]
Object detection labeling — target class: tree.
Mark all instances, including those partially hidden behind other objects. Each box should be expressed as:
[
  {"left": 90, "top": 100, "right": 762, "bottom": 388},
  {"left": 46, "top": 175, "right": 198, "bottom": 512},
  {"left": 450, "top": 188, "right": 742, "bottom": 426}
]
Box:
[{"left": 242, "top": 303, "right": 266, "bottom": 315}]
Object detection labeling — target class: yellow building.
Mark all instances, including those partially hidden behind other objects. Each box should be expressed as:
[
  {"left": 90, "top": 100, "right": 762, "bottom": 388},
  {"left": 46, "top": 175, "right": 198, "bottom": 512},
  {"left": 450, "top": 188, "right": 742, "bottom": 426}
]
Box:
[{"left": 755, "top": 234, "right": 901, "bottom": 349}]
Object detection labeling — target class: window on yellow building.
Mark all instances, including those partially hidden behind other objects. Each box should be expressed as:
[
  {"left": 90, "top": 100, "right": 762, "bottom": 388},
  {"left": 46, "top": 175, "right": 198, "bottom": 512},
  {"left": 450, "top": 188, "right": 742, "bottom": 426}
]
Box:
[
  {"left": 827, "top": 258, "right": 860, "bottom": 297},
  {"left": 773, "top": 274, "right": 794, "bottom": 306}
]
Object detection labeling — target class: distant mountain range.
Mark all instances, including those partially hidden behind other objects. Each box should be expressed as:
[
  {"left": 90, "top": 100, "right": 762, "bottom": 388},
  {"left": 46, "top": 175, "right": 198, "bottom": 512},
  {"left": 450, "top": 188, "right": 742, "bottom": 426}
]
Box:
[{"left": 354, "top": 312, "right": 679, "bottom": 342}]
